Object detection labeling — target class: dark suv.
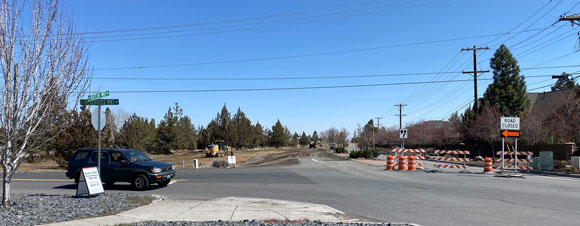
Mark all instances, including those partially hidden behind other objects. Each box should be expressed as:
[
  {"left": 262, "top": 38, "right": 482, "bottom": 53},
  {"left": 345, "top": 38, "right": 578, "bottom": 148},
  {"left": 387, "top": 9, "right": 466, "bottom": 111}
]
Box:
[{"left": 66, "top": 148, "right": 176, "bottom": 190}]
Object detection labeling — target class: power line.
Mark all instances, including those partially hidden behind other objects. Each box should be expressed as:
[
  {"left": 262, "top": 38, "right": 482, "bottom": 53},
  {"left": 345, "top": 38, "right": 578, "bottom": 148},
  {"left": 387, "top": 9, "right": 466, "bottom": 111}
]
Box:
[
  {"left": 92, "top": 25, "right": 564, "bottom": 71},
  {"left": 88, "top": 0, "right": 448, "bottom": 43},
  {"left": 87, "top": 74, "right": 569, "bottom": 93}
]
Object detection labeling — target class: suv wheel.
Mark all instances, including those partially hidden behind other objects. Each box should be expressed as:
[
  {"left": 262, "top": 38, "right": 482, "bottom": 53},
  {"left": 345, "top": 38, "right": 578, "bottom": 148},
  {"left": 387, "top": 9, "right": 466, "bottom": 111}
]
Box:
[
  {"left": 132, "top": 174, "right": 149, "bottom": 190},
  {"left": 74, "top": 172, "right": 80, "bottom": 184}
]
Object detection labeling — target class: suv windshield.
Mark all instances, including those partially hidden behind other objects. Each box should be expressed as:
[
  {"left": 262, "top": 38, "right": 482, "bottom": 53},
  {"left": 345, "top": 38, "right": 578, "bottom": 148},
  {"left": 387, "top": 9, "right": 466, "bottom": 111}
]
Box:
[{"left": 125, "top": 150, "right": 151, "bottom": 162}]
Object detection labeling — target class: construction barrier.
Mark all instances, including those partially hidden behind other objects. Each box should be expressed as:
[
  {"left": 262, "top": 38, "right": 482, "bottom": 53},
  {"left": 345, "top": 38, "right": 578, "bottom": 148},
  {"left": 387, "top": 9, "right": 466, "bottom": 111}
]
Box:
[
  {"left": 408, "top": 156, "right": 416, "bottom": 171},
  {"left": 497, "top": 151, "right": 533, "bottom": 173},
  {"left": 484, "top": 157, "right": 493, "bottom": 173},
  {"left": 434, "top": 150, "right": 470, "bottom": 155},
  {"left": 392, "top": 149, "right": 425, "bottom": 170},
  {"left": 433, "top": 150, "right": 470, "bottom": 170},
  {"left": 386, "top": 155, "right": 395, "bottom": 170},
  {"left": 398, "top": 156, "right": 408, "bottom": 171},
  {"left": 435, "top": 164, "right": 468, "bottom": 169}
]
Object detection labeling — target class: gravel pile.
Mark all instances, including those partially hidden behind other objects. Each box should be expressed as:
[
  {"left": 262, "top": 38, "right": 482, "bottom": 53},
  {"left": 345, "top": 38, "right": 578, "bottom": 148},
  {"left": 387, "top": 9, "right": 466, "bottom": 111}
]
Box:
[
  {"left": 0, "top": 192, "right": 152, "bottom": 225},
  {"left": 130, "top": 221, "right": 416, "bottom": 226}
]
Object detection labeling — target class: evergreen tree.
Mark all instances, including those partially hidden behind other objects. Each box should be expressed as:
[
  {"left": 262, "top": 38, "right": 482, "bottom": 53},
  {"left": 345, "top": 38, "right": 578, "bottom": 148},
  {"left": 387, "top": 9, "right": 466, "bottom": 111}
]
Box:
[
  {"left": 233, "top": 107, "right": 253, "bottom": 149},
  {"left": 299, "top": 131, "right": 309, "bottom": 146},
  {"left": 270, "top": 120, "right": 288, "bottom": 148},
  {"left": 51, "top": 108, "right": 97, "bottom": 167},
  {"left": 155, "top": 104, "right": 180, "bottom": 154},
  {"left": 253, "top": 122, "right": 267, "bottom": 147},
  {"left": 176, "top": 114, "right": 197, "bottom": 150},
  {"left": 291, "top": 132, "right": 299, "bottom": 147},
  {"left": 482, "top": 44, "right": 529, "bottom": 117},
  {"left": 117, "top": 113, "right": 156, "bottom": 153},
  {"left": 552, "top": 72, "right": 578, "bottom": 91},
  {"left": 312, "top": 131, "right": 319, "bottom": 143}
]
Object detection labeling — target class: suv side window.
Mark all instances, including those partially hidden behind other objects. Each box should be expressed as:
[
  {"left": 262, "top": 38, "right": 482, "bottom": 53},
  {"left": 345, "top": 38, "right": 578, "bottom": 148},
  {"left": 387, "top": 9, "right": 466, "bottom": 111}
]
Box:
[
  {"left": 88, "top": 151, "right": 108, "bottom": 164},
  {"left": 109, "top": 152, "right": 125, "bottom": 165},
  {"left": 73, "top": 151, "right": 90, "bottom": 161}
]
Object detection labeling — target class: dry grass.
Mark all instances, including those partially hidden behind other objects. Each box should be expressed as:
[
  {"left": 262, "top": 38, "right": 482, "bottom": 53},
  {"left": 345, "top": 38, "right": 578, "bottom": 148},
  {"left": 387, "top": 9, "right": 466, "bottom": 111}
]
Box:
[
  {"left": 8, "top": 148, "right": 292, "bottom": 172},
  {"left": 125, "top": 195, "right": 156, "bottom": 206},
  {"left": 262, "top": 218, "right": 311, "bottom": 223}
]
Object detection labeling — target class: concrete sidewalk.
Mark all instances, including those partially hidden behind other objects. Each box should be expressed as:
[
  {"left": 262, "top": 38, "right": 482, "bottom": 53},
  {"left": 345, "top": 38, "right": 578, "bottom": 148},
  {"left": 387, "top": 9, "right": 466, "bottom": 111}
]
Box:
[{"left": 45, "top": 196, "right": 354, "bottom": 226}]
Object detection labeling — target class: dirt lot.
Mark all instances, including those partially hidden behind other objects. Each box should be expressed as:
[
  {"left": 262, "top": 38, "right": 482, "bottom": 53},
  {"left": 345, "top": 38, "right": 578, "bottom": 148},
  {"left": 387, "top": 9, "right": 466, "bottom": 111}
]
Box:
[{"left": 14, "top": 147, "right": 321, "bottom": 172}]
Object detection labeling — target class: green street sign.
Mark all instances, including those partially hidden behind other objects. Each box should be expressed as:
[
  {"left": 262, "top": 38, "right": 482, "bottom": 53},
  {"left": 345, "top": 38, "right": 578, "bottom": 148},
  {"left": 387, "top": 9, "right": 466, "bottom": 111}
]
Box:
[
  {"left": 80, "top": 99, "right": 119, "bottom": 106},
  {"left": 88, "top": 90, "right": 110, "bottom": 101}
]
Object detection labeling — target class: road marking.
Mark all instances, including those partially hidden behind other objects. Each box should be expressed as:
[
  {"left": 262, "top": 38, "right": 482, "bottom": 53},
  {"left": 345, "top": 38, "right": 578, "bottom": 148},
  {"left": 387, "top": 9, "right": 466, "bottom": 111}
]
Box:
[
  {"left": 532, "top": 175, "right": 580, "bottom": 182},
  {"left": 8, "top": 179, "right": 72, "bottom": 182},
  {"left": 173, "top": 179, "right": 188, "bottom": 182}
]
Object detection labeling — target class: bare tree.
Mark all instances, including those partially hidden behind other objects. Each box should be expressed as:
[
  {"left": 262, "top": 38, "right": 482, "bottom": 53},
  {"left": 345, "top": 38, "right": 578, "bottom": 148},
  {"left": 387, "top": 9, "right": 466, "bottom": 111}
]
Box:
[
  {"left": 548, "top": 91, "right": 580, "bottom": 147},
  {"left": 468, "top": 106, "right": 501, "bottom": 159},
  {"left": 335, "top": 128, "right": 350, "bottom": 147},
  {"left": 0, "top": 0, "right": 88, "bottom": 207},
  {"left": 521, "top": 111, "right": 547, "bottom": 146}
]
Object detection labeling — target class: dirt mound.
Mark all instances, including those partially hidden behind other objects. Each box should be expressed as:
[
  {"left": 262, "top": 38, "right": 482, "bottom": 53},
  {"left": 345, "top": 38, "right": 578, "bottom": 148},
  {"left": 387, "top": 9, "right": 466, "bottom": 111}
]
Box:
[{"left": 239, "top": 148, "right": 318, "bottom": 167}]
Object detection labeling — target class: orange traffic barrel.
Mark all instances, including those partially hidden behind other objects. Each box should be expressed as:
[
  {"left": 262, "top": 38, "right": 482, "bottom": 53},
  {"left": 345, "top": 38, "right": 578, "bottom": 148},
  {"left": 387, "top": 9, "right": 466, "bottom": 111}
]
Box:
[
  {"left": 386, "top": 155, "right": 395, "bottom": 170},
  {"left": 484, "top": 157, "right": 493, "bottom": 173},
  {"left": 398, "top": 156, "right": 408, "bottom": 171},
  {"left": 408, "top": 156, "right": 416, "bottom": 171}
]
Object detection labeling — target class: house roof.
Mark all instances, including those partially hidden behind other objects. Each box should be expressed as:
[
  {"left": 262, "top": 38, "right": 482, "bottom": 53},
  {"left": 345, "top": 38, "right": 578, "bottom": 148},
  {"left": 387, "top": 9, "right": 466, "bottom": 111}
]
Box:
[{"left": 526, "top": 89, "right": 574, "bottom": 116}]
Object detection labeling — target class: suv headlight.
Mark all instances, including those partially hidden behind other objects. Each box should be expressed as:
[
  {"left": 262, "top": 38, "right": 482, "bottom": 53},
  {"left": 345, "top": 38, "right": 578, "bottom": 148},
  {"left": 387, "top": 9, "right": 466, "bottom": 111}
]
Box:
[
  {"left": 171, "top": 165, "right": 175, "bottom": 170},
  {"left": 151, "top": 168, "right": 162, "bottom": 173}
]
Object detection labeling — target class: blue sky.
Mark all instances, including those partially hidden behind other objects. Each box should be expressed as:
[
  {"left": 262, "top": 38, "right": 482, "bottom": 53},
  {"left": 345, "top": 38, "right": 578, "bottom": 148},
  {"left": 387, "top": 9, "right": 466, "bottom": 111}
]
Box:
[{"left": 62, "top": 0, "right": 580, "bottom": 136}]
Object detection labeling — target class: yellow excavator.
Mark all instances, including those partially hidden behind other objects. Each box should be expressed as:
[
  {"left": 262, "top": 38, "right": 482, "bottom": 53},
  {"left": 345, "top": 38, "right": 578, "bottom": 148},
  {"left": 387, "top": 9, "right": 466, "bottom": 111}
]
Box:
[{"left": 204, "top": 140, "right": 232, "bottom": 157}]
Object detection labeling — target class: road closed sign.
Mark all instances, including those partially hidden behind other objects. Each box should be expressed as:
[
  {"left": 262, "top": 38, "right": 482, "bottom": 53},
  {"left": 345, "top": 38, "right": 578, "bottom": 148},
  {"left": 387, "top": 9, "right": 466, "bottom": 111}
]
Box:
[
  {"left": 76, "top": 167, "right": 104, "bottom": 197},
  {"left": 500, "top": 117, "right": 520, "bottom": 131}
]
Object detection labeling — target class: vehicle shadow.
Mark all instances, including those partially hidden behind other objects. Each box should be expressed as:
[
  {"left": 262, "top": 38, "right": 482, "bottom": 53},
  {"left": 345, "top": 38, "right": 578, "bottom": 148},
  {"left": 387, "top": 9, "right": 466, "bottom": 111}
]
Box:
[{"left": 53, "top": 183, "right": 166, "bottom": 191}]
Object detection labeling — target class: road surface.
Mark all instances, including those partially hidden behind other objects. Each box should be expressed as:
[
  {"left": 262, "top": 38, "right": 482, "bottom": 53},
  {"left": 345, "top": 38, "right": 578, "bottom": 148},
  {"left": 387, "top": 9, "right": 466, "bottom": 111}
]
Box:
[{"left": 8, "top": 152, "right": 580, "bottom": 226}]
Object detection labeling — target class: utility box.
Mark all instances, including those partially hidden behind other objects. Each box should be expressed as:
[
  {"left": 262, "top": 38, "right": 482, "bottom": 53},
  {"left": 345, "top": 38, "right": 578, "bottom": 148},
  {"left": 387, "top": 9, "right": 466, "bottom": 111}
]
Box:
[
  {"left": 532, "top": 157, "right": 541, "bottom": 170},
  {"left": 539, "top": 151, "right": 554, "bottom": 171},
  {"left": 572, "top": 156, "right": 580, "bottom": 169}
]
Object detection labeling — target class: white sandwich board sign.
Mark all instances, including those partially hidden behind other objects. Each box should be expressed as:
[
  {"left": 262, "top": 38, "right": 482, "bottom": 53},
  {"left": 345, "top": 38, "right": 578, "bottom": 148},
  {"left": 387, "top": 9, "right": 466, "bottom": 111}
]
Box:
[{"left": 76, "top": 167, "right": 104, "bottom": 197}]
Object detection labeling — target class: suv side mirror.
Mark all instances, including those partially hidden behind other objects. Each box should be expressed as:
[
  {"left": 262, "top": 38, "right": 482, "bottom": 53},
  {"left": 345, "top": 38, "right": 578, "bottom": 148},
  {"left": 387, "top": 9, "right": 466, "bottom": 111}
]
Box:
[{"left": 120, "top": 160, "right": 129, "bottom": 166}]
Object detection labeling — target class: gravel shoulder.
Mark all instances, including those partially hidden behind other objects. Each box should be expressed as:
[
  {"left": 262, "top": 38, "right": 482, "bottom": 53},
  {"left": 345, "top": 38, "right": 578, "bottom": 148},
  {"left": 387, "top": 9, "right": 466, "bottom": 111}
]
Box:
[
  {"left": 123, "top": 221, "right": 416, "bottom": 226},
  {"left": 0, "top": 192, "right": 154, "bottom": 226}
]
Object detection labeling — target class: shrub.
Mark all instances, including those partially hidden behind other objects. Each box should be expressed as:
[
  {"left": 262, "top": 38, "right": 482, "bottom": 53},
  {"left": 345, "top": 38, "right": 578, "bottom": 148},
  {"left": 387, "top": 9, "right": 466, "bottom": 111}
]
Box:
[
  {"left": 212, "top": 159, "right": 228, "bottom": 168},
  {"left": 349, "top": 149, "right": 380, "bottom": 159},
  {"left": 335, "top": 147, "right": 347, "bottom": 153}
]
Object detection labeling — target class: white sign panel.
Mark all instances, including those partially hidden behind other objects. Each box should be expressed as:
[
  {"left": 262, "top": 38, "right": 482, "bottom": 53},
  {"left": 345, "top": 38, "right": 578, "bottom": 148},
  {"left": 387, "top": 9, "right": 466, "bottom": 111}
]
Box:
[
  {"left": 500, "top": 117, "right": 520, "bottom": 131},
  {"left": 76, "top": 167, "right": 104, "bottom": 196},
  {"left": 228, "top": 156, "right": 236, "bottom": 164},
  {"left": 400, "top": 129, "right": 408, "bottom": 139},
  {"left": 91, "top": 108, "right": 107, "bottom": 131}
]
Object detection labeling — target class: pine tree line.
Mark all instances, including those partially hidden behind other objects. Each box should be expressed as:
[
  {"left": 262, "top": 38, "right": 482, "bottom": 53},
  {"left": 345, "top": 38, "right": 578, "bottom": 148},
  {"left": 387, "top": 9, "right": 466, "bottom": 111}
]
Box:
[{"left": 34, "top": 103, "right": 295, "bottom": 167}]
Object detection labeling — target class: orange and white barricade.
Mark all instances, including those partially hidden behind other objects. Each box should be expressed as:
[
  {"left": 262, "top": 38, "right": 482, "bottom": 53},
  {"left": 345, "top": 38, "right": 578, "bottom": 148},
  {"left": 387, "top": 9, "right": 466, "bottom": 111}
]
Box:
[
  {"left": 433, "top": 150, "right": 470, "bottom": 170},
  {"left": 496, "top": 151, "right": 533, "bottom": 172},
  {"left": 392, "top": 149, "right": 425, "bottom": 170}
]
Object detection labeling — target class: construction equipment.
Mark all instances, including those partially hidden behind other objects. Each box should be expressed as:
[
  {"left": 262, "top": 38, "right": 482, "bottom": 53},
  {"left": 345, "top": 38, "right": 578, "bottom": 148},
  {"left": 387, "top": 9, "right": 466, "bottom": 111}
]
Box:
[{"left": 204, "top": 140, "right": 232, "bottom": 157}]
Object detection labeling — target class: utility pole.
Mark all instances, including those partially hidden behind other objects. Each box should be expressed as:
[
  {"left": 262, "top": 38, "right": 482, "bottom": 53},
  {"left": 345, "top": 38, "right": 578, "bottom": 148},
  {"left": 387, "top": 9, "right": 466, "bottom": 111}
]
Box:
[
  {"left": 373, "top": 117, "right": 382, "bottom": 149},
  {"left": 394, "top": 104, "right": 407, "bottom": 130},
  {"left": 559, "top": 15, "right": 580, "bottom": 26},
  {"left": 461, "top": 46, "right": 489, "bottom": 114}
]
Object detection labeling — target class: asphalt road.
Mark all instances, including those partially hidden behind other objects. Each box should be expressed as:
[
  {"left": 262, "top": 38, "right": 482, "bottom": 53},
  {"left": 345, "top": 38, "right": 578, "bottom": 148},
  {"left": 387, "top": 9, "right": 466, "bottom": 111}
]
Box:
[{"left": 8, "top": 153, "right": 580, "bottom": 226}]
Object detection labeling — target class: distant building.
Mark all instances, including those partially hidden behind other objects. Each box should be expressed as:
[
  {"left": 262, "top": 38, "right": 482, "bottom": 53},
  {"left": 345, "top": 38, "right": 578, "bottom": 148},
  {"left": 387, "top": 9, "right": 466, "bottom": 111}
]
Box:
[
  {"left": 526, "top": 89, "right": 574, "bottom": 116},
  {"left": 346, "top": 142, "right": 359, "bottom": 153}
]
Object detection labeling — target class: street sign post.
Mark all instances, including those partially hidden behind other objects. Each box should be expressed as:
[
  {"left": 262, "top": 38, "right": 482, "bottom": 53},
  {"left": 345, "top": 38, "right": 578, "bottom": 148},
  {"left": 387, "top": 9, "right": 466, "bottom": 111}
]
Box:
[
  {"left": 499, "top": 116, "right": 522, "bottom": 176},
  {"left": 80, "top": 99, "right": 119, "bottom": 106},
  {"left": 87, "top": 90, "right": 109, "bottom": 101},
  {"left": 81, "top": 95, "right": 119, "bottom": 176},
  {"left": 400, "top": 129, "right": 408, "bottom": 139},
  {"left": 400, "top": 128, "right": 408, "bottom": 148}
]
